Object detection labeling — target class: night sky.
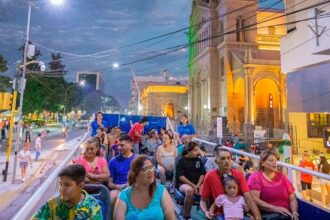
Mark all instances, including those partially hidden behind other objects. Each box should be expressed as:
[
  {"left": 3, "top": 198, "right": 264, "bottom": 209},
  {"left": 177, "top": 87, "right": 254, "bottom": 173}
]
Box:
[{"left": 0, "top": 0, "right": 283, "bottom": 107}]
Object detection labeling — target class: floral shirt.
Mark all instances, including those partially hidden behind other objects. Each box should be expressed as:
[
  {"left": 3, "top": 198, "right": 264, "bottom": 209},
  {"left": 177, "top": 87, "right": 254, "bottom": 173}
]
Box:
[{"left": 31, "top": 190, "right": 103, "bottom": 220}]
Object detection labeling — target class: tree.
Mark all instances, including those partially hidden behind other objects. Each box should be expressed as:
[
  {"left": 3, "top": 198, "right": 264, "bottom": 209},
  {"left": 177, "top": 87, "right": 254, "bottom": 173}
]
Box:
[
  {"left": 0, "top": 54, "right": 8, "bottom": 72},
  {"left": 48, "top": 53, "right": 66, "bottom": 76}
]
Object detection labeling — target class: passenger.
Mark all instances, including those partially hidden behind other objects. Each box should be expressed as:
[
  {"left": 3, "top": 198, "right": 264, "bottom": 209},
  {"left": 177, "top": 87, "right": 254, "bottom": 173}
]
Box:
[
  {"left": 204, "top": 144, "right": 220, "bottom": 172},
  {"left": 200, "top": 148, "right": 261, "bottom": 220},
  {"left": 210, "top": 175, "right": 250, "bottom": 220},
  {"left": 176, "top": 115, "right": 196, "bottom": 138},
  {"left": 318, "top": 155, "right": 330, "bottom": 207},
  {"left": 128, "top": 116, "right": 149, "bottom": 154},
  {"left": 156, "top": 132, "right": 177, "bottom": 190},
  {"left": 34, "top": 132, "right": 42, "bottom": 161},
  {"left": 243, "top": 159, "right": 254, "bottom": 181},
  {"left": 144, "top": 128, "right": 162, "bottom": 155},
  {"left": 18, "top": 143, "right": 32, "bottom": 182},
  {"left": 177, "top": 134, "right": 190, "bottom": 156},
  {"left": 90, "top": 112, "right": 108, "bottom": 137},
  {"left": 108, "top": 134, "right": 136, "bottom": 210},
  {"left": 298, "top": 151, "right": 315, "bottom": 202},
  {"left": 95, "top": 127, "right": 109, "bottom": 158},
  {"left": 109, "top": 126, "right": 121, "bottom": 146},
  {"left": 159, "top": 127, "right": 166, "bottom": 143},
  {"left": 176, "top": 141, "right": 205, "bottom": 220},
  {"left": 31, "top": 164, "right": 103, "bottom": 220},
  {"left": 247, "top": 150, "right": 298, "bottom": 220},
  {"left": 199, "top": 145, "right": 208, "bottom": 165},
  {"left": 73, "top": 137, "right": 110, "bottom": 184},
  {"left": 114, "top": 155, "right": 175, "bottom": 220}
]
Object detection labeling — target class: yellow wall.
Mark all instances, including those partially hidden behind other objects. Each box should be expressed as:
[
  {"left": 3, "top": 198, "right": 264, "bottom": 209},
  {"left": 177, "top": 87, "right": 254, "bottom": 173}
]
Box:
[
  {"left": 254, "top": 79, "right": 279, "bottom": 109},
  {"left": 289, "top": 112, "right": 324, "bottom": 153},
  {"left": 257, "top": 11, "right": 286, "bottom": 36}
]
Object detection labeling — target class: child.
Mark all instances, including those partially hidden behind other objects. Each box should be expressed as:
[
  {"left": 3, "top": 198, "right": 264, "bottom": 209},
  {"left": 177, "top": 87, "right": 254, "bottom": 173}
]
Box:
[
  {"left": 210, "top": 175, "right": 250, "bottom": 220},
  {"left": 18, "top": 143, "right": 32, "bottom": 182}
]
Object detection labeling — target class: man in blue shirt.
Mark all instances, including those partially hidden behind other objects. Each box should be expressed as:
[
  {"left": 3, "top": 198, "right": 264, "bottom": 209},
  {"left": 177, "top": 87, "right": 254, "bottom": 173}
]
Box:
[
  {"left": 90, "top": 112, "right": 108, "bottom": 136},
  {"left": 108, "top": 134, "right": 136, "bottom": 210},
  {"left": 176, "top": 114, "right": 196, "bottom": 138}
]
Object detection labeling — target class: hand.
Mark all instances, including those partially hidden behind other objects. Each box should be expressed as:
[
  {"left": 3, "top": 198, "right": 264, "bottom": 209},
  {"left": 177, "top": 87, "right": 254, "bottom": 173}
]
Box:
[
  {"left": 274, "top": 206, "right": 292, "bottom": 217},
  {"left": 292, "top": 212, "right": 299, "bottom": 220},
  {"left": 193, "top": 184, "right": 199, "bottom": 195},
  {"left": 204, "top": 211, "right": 215, "bottom": 219}
]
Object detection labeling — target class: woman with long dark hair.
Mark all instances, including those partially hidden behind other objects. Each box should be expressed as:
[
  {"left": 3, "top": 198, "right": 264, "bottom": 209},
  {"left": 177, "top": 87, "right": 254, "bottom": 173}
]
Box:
[
  {"left": 318, "top": 155, "right": 330, "bottom": 207},
  {"left": 114, "top": 155, "right": 175, "bottom": 220}
]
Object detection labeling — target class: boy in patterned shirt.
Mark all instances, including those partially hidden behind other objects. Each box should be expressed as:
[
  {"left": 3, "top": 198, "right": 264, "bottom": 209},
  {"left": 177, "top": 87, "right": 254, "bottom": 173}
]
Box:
[{"left": 32, "top": 164, "right": 103, "bottom": 220}]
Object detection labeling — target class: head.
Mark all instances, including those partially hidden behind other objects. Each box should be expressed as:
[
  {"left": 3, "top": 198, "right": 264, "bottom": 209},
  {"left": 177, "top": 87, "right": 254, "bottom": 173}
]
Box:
[
  {"left": 140, "top": 117, "right": 149, "bottom": 125},
  {"left": 223, "top": 175, "right": 239, "bottom": 197},
  {"left": 23, "top": 143, "right": 30, "bottom": 151},
  {"left": 59, "top": 164, "right": 85, "bottom": 204},
  {"left": 37, "top": 133, "right": 42, "bottom": 137},
  {"left": 118, "top": 134, "right": 133, "bottom": 155},
  {"left": 163, "top": 132, "right": 173, "bottom": 146},
  {"left": 149, "top": 129, "right": 159, "bottom": 139},
  {"left": 320, "top": 156, "right": 329, "bottom": 165},
  {"left": 215, "top": 148, "right": 232, "bottom": 172},
  {"left": 160, "top": 127, "right": 166, "bottom": 135},
  {"left": 180, "top": 134, "right": 190, "bottom": 146},
  {"left": 199, "top": 145, "right": 206, "bottom": 157},
  {"left": 180, "top": 114, "right": 188, "bottom": 125},
  {"left": 183, "top": 141, "right": 200, "bottom": 158},
  {"left": 107, "top": 126, "right": 114, "bottom": 134},
  {"left": 84, "top": 137, "right": 101, "bottom": 158},
  {"left": 128, "top": 155, "right": 156, "bottom": 197},
  {"left": 302, "top": 151, "right": 310, "bottom": 162},
  {"left": 259, "top": 150, "right": 279, "bottom": 172},
  {"left": 95, "top": 112, "right": 103, "bottom": 121},
  {"left": 114, "top": 127, "right": 122, "bottom": 137},
  {"left": 96, "top": 127, "right": 105, "bottom": 137}
]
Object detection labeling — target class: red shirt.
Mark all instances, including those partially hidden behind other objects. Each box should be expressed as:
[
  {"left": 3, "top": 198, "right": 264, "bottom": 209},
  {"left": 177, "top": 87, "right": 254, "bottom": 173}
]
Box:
[
  {"left": 299, "top": 160, "right": 315, "bottom": 183},
  {"left": 128, "top": 122, "right": 144, "bottom": 143},
  {"left": 248, "top": 171, "right": 294, "bottom": 210},
  {"left": 200, "top": 169, "right": 249, "bottom": 215}
]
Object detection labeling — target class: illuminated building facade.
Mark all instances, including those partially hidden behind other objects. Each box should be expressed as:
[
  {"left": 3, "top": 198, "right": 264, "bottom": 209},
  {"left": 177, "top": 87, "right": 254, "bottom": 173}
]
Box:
[{"left": 188, "top": 0, "right": 287, "bottom": 139}]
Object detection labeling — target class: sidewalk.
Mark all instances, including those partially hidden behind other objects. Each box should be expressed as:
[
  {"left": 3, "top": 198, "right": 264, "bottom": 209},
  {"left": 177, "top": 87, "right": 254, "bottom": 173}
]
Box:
[{"left": 0, "top": 135, "right": 80, "bottom": 212}]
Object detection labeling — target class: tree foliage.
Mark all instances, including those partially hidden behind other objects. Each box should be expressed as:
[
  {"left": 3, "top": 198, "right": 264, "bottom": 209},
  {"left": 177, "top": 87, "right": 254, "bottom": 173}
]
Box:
[
  {"left": 18, "top": 42, "right": 42, "bottom": 72},
  {"left": 0, "top": 54, "right": 8, "bottom": 72}
]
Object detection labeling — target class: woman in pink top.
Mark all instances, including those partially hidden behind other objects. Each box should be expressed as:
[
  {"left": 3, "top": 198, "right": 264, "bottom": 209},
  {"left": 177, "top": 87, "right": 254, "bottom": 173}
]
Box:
[
  {"left": 248, "top": 150, "right": 299, "bottom": 220},
  {"left": 74, "top": 137, "right": 110, "bottom": 184}
]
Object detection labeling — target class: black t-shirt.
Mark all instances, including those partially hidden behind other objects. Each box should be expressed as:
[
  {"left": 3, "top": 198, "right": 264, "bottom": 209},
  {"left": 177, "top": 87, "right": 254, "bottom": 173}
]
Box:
[{"left": 176, "top": 156, "right": 206, "bottom": 188}]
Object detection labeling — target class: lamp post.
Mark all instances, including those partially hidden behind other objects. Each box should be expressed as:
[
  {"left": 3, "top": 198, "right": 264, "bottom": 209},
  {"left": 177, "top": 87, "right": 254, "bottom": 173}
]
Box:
[
  {"left": 64, "top": 80, "right": 85, "bottom": 115},
  {"left": 12, "top": 0, "right": 64, "bottom": 183},
  {"left": 112, "top": 63, "right": 142, "bottom": 115}
]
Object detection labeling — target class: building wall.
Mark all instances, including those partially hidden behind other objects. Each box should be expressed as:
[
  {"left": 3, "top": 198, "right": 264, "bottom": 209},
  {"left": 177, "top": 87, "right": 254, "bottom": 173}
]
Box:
[{"left": 289, "top": 112, "right": 323, "bottom": 153}]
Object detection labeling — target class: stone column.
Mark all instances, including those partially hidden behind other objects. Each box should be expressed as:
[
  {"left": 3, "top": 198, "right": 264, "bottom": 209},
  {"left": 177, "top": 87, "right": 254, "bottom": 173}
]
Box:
[{"left": 243, "top": 67, "right": 255, "bottom": 143}]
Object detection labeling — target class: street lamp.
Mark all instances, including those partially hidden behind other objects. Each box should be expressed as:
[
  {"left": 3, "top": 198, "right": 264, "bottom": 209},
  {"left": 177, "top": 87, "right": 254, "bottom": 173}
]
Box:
[
  {"left": 112, "top": 63, "right": 141, "bottom": 115},
  {"left": 12, "top": 0, "right": 65, "bottom": 183},
  {"left": 64, "top": 80, "right": 85, "bottom": 114}
]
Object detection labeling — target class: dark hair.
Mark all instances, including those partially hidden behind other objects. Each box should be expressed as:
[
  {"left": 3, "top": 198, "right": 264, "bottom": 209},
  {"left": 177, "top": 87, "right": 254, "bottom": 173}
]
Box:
[
  {"left": 94, "top": 111, "right": 103, "bottom": 120},
  {"left": 160, "top": 127, "right": 166, "bottom": 132},
  {"left": 319, "top": 156, "right": 330, "bottom": 174},
  {"left": 180, "top": 114, "right": 188, "bottom": 125},
  {"left": 140, "top": 117, "right": 148, "bottom": 124},
  {"left": 223, "top": 175, "right": 239, "bottom": 188},
  {"left": 149, "top": 129, "right": 158, "bottom": 138},
  {"left": 182, "top": 141, "right": 199, "bottom": 156},
  {"left": 128, "top": 155, "right": 156, "bottom": 197},
  {"left": 259, "top": 150, "right": 279, "bottom": 170},
  {"left": 200, "top": 145, "right": 206, "bottom": 152},
  {"left": 37, "top": 133, "right": 42, "bottom": 137},
  {"left": 59, "top": 164, "right": 86, "bottom": 184},
  {"left": 85, "top": 137, "right": 101, "bottom": 156},
  {"left": 119, "top": 134, "right": 132, "bottom": 143}
]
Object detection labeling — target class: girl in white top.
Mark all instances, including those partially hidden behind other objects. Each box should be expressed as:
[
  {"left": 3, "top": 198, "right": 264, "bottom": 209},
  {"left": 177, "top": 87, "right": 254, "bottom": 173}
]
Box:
[
  {"left": 156, "top": 132, "right": 177, "bottom": 185},
  {"left": 18, "top": 143, "right": 32, "bottom": 182}
]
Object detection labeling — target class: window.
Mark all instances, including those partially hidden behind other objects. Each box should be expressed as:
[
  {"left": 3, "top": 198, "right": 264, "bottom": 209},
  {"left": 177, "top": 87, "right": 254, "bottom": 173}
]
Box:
[
  {"left": 307, "top": 113, "right": 330, "bottom": 138},
  {"left": 236, "top": 17, "right": 246, "bottom": 42}
]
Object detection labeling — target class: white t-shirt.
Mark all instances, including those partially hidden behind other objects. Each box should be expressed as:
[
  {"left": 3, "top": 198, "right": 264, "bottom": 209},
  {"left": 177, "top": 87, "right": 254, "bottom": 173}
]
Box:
[
  {"left": 18, "top": 150, "right": 31, "bottom": 163},
  {"left": 35, "top": 137, "right": 42, "bottom": 150}
]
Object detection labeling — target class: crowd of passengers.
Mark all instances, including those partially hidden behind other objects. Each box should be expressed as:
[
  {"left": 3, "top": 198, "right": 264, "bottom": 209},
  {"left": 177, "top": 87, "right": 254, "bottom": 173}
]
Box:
[{"left": 31, "top": 112, "right": 300, "bottom": 220}]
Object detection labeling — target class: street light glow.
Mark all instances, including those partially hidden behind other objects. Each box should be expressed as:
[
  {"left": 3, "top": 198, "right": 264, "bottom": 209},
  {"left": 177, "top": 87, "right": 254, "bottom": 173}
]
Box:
[
  {"left": 50, "top": 0, "right": 64, "bottom": 6},
  {"left": 112, "top": 63, "right": 119, "bottom": 69},
  {"left": 79, "top": 80, "right": 85, "bottom": 86}
]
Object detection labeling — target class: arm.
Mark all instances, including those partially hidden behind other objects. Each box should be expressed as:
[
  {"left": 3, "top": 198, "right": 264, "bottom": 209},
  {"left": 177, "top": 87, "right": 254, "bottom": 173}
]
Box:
[
  {"left": 161, "top": 189, "right": 175, "bottom": 220},
  {"left": 108, "top": 177, "right": 125, "bottom": 190},
  {"left": 200, "top": 199, "right": 214, "bottom": 219},
  {"left": 113, "top": 198, "right": 127, "bottom": 220},
  {"left": 243, "top": 192, "right": 262, "bottom": 220},
  {"left": 196, "top": 175, "right": 204, "bottom": 192},
  {"left": 94, "top": 164, "right": 110, "bottom": 182},
  {"left": 289, "top": 193, "right": 299, "bottom": 220},
  {"left": 249, "top": 190, "right": 291, "bottom": 216}
]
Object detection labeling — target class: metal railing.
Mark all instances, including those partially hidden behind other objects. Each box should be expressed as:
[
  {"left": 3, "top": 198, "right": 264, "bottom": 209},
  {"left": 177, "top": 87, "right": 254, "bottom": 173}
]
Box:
[
  {"left": 193, "top": 138, "right": 330, "bottom": 183},
  {"left": 12, "top": 131, "right": 90, "bottom": 220}
]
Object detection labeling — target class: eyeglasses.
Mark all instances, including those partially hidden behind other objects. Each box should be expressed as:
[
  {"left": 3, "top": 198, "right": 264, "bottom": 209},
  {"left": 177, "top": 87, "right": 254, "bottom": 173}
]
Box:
[{"left": 140, "top": 165, "right": 155, "bottom": 174}]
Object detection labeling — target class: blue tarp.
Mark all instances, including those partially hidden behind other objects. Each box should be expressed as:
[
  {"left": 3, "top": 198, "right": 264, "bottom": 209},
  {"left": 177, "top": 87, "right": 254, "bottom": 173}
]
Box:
[{"left": 102, "top": 114, "right": 167, "bottom": 134}]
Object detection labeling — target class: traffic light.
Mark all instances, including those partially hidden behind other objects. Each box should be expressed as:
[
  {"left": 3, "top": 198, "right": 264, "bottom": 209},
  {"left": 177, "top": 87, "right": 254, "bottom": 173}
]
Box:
[
  {"left": 2, "top": 93, "right": 13, "bottom": 110},
  {"left": 0, "top": 93, "right": 4, "bottom": 110}
]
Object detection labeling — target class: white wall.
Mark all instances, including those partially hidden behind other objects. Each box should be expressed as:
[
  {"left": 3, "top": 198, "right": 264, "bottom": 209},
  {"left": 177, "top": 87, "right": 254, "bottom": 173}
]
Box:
[{"left": 281, "top": 0, "right": 330, "bottom": 73}]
